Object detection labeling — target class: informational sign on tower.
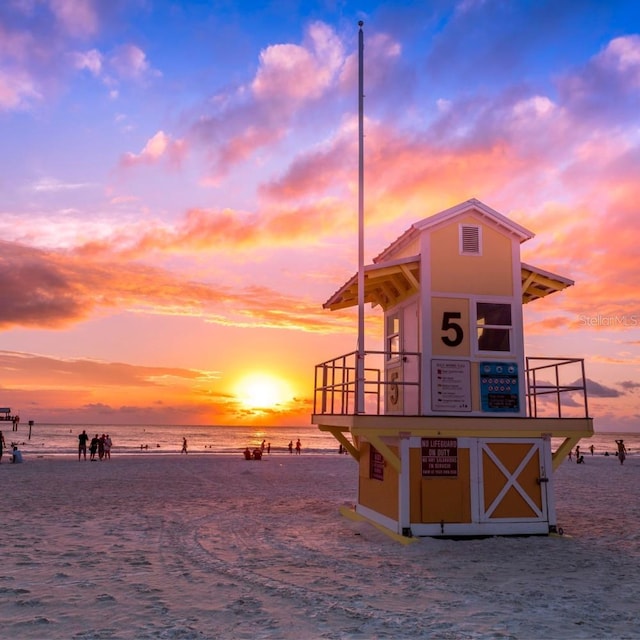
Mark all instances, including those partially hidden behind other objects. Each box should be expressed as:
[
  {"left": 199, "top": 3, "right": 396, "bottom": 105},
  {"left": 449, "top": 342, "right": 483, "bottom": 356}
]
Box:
[
  {"left": 431, "top": 359, "right": 471, "bottom": 412},
  {"left": 480, "top": 361, "right": 520, "bottom": 412}
]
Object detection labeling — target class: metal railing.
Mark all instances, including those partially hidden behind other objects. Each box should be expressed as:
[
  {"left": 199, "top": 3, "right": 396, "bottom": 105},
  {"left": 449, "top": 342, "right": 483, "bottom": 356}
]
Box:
[
  {"left": 314, "top": 352, "right": 589, "bottom": 419},
  {"left": 313, "top": 350, "right": 422, "bottom": 415},
  {"left": 525, "top": 357, "right": 589, "bottom": 418}
]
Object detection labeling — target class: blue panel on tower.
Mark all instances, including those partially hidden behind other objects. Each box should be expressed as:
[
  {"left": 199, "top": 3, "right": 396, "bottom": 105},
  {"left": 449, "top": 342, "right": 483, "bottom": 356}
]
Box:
[{"left": 480, "top": 362, "right": 519, "bottom": 412}]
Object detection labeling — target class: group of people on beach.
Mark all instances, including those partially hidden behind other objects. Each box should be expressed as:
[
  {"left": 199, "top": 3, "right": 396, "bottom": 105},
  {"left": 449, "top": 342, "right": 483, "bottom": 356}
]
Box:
[
  {"left": 243, "top": 438, "right": 302, "bottom": 459},
  {"left": 78, "top": 430, "right": 112, "bottom": 461},
  {"left": 569, "top": 444, "right": 593, "bottom": 464},
  {"left": 569, "top": 440, "right": 629, "bottom": 465}
]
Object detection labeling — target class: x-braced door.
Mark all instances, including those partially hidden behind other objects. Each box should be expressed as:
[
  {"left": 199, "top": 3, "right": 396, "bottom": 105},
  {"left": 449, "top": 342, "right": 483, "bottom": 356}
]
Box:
[{"left": 477, "top": 439, "right": 549, "bottom": 524}]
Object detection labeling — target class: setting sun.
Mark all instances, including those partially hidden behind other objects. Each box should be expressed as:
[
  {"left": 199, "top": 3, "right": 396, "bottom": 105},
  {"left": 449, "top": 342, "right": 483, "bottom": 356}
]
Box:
[{"left": 235, "top": 373, "right": 293, "bottom": 410}]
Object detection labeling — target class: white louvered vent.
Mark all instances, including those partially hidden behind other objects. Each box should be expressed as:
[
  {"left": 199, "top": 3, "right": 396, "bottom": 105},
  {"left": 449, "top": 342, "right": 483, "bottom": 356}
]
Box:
[{"left": 460, "top": 224, "right": 481, "bottom": 255}]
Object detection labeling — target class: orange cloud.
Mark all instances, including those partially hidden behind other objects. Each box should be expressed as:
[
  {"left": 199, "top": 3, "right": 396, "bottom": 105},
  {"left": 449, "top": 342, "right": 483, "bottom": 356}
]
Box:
[{"left": 0, "top": 239, "right": 359, "bottom": 334}]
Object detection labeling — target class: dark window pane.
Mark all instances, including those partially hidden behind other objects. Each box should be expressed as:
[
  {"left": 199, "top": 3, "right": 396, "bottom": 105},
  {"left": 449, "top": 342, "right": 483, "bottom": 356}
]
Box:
[
  {"left": 478, "top": 328, "right": 510, "bottom": 351},
  {"left": 477, "top": 303, "right": 511, "bottom": 326}
]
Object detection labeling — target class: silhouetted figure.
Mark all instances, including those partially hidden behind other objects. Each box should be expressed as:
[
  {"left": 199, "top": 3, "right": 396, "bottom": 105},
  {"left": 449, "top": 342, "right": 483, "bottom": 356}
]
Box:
[
  {"left": 615, "top": 439, "right": 627, "bottom": 465},
  {"left": 89, "top": 434, "right": 99, "bottom": 461},
  {"left": 78, "top": 429, "right": 89, "bottom": 461}
]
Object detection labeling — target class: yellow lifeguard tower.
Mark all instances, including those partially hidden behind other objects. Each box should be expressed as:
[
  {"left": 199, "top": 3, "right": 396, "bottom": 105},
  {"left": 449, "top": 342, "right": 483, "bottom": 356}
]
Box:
[{"left": 312, "top": 198, "right": 593, "bottom": 537}]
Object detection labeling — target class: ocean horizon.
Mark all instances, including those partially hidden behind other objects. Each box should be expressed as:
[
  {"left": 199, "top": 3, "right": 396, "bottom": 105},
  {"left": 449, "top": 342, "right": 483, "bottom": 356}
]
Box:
[
  {"left": 3, "top": 422, "right": 639, "bottom": 459},
  {"left": 2, "top": 423, "right": 345, "bottom": 457}
]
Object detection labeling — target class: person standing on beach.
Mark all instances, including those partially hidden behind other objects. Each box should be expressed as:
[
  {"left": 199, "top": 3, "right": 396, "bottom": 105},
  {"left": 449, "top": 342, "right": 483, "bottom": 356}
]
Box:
[
  {"left": 104, "top": 434, "right": 112, "bottom": 460},
  {"left": 615, "top": 439, "right": 627, "bottom": 465},
  {"left": 295, "top": 439, "right": 301, "bottom": 455},
  {"left": 181, "top": 437, "right": 188, "bottom": 454},
  {"left": 0, "top": 430, "right": 5, "bottom": 463},
  {"left": 89, "top": 434, "right": 99, "bottom": 461},
  {"left": 78, "top": 430, "right": 89, "bottom": 461},
  {"left": 288, "top": 440, "right": 293, "bottom": 454}
]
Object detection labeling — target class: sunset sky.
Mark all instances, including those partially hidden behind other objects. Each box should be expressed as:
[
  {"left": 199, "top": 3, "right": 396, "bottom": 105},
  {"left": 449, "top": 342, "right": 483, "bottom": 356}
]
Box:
[{"left": 1, "top": 0, "right": 639, "bottom": 430}]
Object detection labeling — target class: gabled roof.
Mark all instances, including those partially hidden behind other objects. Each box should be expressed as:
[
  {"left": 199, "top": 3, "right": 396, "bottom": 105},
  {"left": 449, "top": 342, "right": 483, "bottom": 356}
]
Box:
[
  {"left": 374, "top": 198, "right": 534, "bottom": 264},
  {"left": 323, "top": 258, "right": 573, "bottom": 311},
  {"left": 323, "top": 200, "right": 571, "bottom": 311}
]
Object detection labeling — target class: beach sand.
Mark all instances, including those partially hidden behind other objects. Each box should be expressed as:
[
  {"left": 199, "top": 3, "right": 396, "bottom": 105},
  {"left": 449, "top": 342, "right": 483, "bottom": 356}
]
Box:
[{"left": 1, "top": 452, "right": 638, "bottom": 639}]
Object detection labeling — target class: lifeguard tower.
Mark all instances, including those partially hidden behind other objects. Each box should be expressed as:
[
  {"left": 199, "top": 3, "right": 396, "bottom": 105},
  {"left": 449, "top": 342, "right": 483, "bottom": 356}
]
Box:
[{"left": 312, "top": 198, "right": 593, "bottom": 537}]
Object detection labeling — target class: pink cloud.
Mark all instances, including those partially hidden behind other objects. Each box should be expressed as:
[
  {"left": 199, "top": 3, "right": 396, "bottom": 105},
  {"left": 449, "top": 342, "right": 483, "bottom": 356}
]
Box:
[
  {"left": 259, "top": 122, "right": 355, "bottom": 202},
  {"left": 595, "top": 35, "right": 640, "bottom": 84},
  {"left": 49, "top": 0, "right": 99, "bottom": 38},
  {"left": 558, "top": 35, "right": 640, "bottom": 125},
  {"left": 0, "top": 21, "right": 34, "bottom": 62},
  {"left": 72, "top": 48, "right": 103, "bottom": 75},
  {"left": 120, "top": 131, "right": 186, "bottom": 168},
  {"left": 252, "top": 21, "right": 344, "bottom": 103},
  {"left": 218, "top": 125, "right": 283, "bottom": 167},
  {"left": 0, "top": 2, "right": 109, "bottom": 111},
  {"left": 192, "top": 21, "right": 356, "bottom": 180},
  {"left": 0, "top": 68, "right": 40, "bottom": 109},
  {"left": 109, "top": 43, "right": 153, "bottom": 80}
]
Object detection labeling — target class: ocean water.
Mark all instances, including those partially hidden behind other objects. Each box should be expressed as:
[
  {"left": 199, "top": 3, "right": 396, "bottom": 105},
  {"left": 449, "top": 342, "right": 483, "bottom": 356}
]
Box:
[
  {"left": 552, "top": 432, "right": 640, "bottom": 458},
  {"left": 2, "top": 423, "right": 347, "bottom": 456},
  {"left": 3, "top": 422, "right": 638, "bottom": 458}
]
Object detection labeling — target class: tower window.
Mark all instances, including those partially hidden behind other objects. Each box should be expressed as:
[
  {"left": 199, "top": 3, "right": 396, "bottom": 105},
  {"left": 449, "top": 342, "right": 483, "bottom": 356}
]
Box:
[
  {"left": 386, "top": 313, "right": 400, "bottom": 360},
  {"left": 477, "top": 302, "right": 511, "bottom": 352}
]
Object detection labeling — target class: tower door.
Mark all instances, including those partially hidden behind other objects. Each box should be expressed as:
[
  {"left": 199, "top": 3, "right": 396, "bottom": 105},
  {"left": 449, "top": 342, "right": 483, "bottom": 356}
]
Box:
[
  {"left": 385, "top": 301, "right": 420, "bottom": 415},
  {"left": 476, "top": 439, "right": 549, "bottom": 525},
  {"left": 402, "top": 301, "right": 420, "bottom": 414}
]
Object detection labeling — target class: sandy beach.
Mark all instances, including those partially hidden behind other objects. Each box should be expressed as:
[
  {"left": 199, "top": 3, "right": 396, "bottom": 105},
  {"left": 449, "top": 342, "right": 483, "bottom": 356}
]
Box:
[{"left": 1, "top": 452, "right": 638, "bottom": 639}]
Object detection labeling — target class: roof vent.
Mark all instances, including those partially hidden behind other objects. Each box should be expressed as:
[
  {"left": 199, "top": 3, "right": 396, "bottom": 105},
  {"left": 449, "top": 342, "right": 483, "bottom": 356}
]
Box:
[{"left": 460, "top": 224, "right": 481, "bottom": 255}]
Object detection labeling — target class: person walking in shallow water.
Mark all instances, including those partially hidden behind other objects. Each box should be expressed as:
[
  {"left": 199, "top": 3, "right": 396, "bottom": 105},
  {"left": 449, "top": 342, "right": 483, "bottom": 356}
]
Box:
[
  {"left": 615, "top": 439, "right": 627, "bottom": 465},
  {"left": 181, "top": 437, "right": 188, "bottom": 454},
  {"left": 295, "top": 439, "right": 301, "bottom": 455},
  {"left": 0, "top": 430, "right": 5, "bottom": 463}
]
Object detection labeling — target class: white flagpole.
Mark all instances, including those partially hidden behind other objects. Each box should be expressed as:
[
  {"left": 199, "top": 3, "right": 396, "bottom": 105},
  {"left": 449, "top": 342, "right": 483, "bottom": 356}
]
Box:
[{"left": 356, "top": 21, "right": 365, "bottom": 414}]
